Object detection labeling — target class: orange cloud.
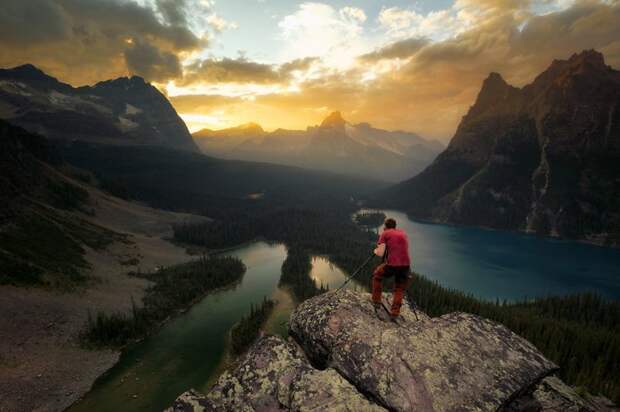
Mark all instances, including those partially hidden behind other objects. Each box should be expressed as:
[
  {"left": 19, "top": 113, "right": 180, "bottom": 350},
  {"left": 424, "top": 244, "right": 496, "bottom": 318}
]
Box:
[{"left": 172, "top": 0, "right": 620, "bottom": 141}]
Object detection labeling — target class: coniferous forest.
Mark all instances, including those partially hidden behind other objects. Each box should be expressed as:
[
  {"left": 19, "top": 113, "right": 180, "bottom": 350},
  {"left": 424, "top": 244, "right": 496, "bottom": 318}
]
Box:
[
  {"left": 230, "top": 297, "right": 276, "bottom": 355},
  {"left": 174, "top": 207, "right": 620, "bottom": 402},
  {"left": 81, "top": 256, "right": 246, "bottom": 348}
]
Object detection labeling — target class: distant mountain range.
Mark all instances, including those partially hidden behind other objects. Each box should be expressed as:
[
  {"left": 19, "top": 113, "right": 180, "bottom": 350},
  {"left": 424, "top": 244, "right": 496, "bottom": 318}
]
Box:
[
  {"left": 379, "top": 50, "right": 620, "bottom": 246},
  {"left": 193, "top": 111, "right": 444, "bottom": 182},
  {"left": 0, "top": 64, "right": 198, "bottom": 152}
]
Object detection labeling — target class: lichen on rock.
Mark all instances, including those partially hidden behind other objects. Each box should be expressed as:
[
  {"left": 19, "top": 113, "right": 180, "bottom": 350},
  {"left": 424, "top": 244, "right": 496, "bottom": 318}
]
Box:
[
  {"left": 167, "top": 334, "right": 385, "bottom": 411},
  {"left": 169, "top": 291, "right": 613, "bottom": 412}
]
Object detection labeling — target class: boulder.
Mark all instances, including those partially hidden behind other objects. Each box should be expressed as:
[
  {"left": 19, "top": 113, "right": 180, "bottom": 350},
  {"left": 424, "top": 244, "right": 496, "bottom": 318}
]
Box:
[
  {"left": 167, "top": 335, "right": 385, "bottom": 412},
  {"left": 289, "top": 290, "right": 558, "bottom": 411},
  {"left": 170, "top": 291, "right": 613, "bottom": 411}
]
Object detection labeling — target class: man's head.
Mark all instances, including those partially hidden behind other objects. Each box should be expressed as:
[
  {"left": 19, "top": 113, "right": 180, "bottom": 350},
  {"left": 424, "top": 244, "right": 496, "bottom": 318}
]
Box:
[{"left": 384, "top": 218, "right": 396, "bottom": 229}]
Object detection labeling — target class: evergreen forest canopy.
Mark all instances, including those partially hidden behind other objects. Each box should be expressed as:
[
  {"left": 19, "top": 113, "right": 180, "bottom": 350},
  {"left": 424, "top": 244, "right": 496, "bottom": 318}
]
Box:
[{"left": 174, "top": 207, "right": 620, "bottom": 403}]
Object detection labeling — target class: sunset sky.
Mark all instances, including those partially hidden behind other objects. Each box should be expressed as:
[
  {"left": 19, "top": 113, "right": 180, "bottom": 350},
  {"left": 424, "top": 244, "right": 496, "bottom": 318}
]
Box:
[{"left": 1, "top": 0, "right": 619, "bottom": 141}]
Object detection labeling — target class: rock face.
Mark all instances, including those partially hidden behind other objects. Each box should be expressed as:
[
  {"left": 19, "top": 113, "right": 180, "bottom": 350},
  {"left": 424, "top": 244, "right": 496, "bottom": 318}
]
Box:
[
  {"left": 379, "top": 50, "right": 620, "bottom": 246},
  {"left": 170, "top": 291, "right": 606, "bottom": 411},
  {"left": 167, "top": 335, "right": 385, "bottom": 412},
  {"left": 192, "top": 112, "right": 443, "bottom": 182},
  {"left": 0, "top": 64, "right": 198, "bottom": 152}
]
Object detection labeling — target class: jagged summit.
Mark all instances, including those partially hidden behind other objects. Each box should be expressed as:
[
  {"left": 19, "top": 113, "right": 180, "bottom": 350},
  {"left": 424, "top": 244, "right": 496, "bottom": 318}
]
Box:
[
  {"left": 320, "top": 111, "right": 346, "bottom": 128},
  {"left": 170, "top": 290, "right": 607, "bottom": 411},
  {"left": 379, "top": 49, "right": 620, "bottom": 245},
  {"left": 558, "top": 49, "right": 606, "bottom": 70},
  {"left": 469, "top": 71, "right": 518, "bottom": 116},
  {"left": 93, "top": 75, "right": 148, "bottom": 88},
  {"left": 0, "top": 64, "right": 69, "bottom": 91},
  {"left": 0, "top": 64, "right": 199, "bottom": 152}
]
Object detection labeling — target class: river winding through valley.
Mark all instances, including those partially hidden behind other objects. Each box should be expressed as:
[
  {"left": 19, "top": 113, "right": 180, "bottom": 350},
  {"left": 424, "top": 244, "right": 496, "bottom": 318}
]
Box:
[{"left": 69, "top": 211, "right": 620, "bottom": 411}]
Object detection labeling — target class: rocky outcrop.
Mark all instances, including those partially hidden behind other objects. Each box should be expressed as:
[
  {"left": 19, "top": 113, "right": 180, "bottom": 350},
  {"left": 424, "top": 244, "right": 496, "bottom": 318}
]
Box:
[
  {"left": 167, "top": 335, "right": 385, "bottom": 412},
  {"left": 170, "top": 291, "right": 607, "bottom": 411},
  {"left": 379, "top": 50, "right": 620, "bottom": 246},
  {"left": 0, "top": 64, "right": 198, "bottom": 152}
]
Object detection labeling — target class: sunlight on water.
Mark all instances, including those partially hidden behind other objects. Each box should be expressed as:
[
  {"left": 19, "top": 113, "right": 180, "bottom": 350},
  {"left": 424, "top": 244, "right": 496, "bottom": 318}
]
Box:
[{"left": 68, "top": 242, "right": 350, "bottom": 412}]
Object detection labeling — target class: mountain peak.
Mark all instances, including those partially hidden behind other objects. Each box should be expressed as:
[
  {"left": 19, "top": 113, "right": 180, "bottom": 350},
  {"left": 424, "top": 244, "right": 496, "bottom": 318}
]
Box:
[
  {"left": 320, "top": 111, "right": 346, "bottom": 128},
  {"left": 469, "top": 72, "right": 515, "bottom": 115},
  {"left": 239, "top": 122, "right": 264, "bottom": 132},
  {"left": 482, "top": 72, "right": 509, "bottom": 90},
  {"left": 0, "top": 64, "right": 63, "bottom": 87},
  {"left": 545, "top": 49, "right": 607, "bottom": 76},
  {"left": 566, "top": 49, "right": 606, "bottom": 69},
  {"left": 11, "top": 64, "right": 47, "bottom": 77}
]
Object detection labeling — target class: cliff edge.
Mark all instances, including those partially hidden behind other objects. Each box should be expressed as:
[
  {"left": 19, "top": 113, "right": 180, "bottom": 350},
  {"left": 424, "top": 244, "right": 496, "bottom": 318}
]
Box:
[{"left": 168, "top": 291, "right": 615, "bottom": 411}]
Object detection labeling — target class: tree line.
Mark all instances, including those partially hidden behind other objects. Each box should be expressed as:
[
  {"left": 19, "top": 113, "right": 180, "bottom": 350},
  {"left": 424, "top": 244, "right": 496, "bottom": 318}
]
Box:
[
  {"left": 230, "top": 297, "right": 276, "bottom": 355},
  {"left": 174, "top": 206, "right": 620, "bottom": 403},
  {"left": 81, "top": 255, "right": 246, "bottom": 348}
]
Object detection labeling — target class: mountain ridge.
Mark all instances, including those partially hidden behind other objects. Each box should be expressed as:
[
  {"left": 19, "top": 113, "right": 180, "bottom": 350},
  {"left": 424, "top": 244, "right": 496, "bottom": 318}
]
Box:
[
  {"left": 0, "top": 64, "right": 199, "bottom": 152},
  {"left": 193, "top": 111, "right": 444, "bottom": 182},
  {"left": 377, "top": 49, "right": 620, "bottom": 246}
]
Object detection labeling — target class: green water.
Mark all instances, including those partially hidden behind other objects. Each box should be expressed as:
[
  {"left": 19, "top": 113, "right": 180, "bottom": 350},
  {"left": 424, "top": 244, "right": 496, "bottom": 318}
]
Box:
[
  {"left": 69, "top": 212, "right": 620, "bottom": 411},
  {"left": 69, "top": 242, "right": 351, "bottom": 412}
]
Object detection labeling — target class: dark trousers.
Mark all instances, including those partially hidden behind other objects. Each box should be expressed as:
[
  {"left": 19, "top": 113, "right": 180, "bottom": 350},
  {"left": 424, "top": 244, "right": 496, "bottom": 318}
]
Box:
[{"left": 371, "top": 263, "right": 410, "bottom": 316}]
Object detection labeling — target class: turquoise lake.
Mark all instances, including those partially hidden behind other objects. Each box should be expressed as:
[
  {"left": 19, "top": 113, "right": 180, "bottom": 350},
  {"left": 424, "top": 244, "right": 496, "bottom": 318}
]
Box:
[
  {"left": 69, "top": 211, "right": 620, "bottom": 411},
  {"left": 374, "top": 209, "right": 620, "bottom": 301}
]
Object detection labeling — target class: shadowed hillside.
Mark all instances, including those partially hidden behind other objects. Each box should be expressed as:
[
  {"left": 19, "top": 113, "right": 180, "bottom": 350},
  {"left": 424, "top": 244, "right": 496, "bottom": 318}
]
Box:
[{"left": 378, "top": 50, "right": 620, "bottom": 246}]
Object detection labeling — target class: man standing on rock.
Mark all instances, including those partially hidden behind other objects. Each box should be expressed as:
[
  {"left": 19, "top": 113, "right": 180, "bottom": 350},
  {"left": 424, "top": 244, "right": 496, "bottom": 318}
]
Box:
[{"left": 372, "top": 217, "right": 411, "bottom": 319}]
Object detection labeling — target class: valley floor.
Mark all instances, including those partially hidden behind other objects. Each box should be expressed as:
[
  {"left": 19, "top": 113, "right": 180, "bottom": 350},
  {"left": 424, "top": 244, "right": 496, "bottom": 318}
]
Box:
[{"left": 0, "top": 189, "right": 206, "bottom": 412}]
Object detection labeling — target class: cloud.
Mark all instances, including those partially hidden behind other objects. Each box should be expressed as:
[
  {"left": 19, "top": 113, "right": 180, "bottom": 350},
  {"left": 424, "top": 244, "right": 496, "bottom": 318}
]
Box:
[
  {"left": 172, "top": 0, "right": 620, "bottom": 142},
  {"left": 279, "top": 57, "right": 320, "bottom": 75},
  {"left": 207, "top": 13, "right": 239, "bottom": 32},
  {"left": 124, "top": 39, "right": 182, "bottom": 82},
  {"left": 0, "top": 0, "right": 208, "bottom": 85},
  {"left": 277, "top": 2, "right": 371, "bottom": 68},
  {"left": 2, "top": 0, "right": 618, "bottom": 142},
  {"left": 377, "top": 7, "right": 463, "bottom": 41},
  {"left": 339, "top": 7, "right": 367, "bottom": 23},
  {"left": 181, "top": 57, "right": 282, "bottom": 84},
  {"left": 358, "top": 38, "right": 429, "bottom": 62},
  {"left": 179, "top": 56, "right": 320, "bottom": 86}
]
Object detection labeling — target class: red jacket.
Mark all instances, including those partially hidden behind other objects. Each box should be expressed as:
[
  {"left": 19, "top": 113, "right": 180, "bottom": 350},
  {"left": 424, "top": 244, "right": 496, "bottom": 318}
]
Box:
[{"left": 377, "top": 228, "right": 411, "bottom": 266}]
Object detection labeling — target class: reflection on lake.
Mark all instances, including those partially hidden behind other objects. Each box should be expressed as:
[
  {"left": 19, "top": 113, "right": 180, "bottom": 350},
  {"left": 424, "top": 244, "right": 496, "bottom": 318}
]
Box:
[{"left": 69, "top": 242, "right": 350, "bottom": 412}]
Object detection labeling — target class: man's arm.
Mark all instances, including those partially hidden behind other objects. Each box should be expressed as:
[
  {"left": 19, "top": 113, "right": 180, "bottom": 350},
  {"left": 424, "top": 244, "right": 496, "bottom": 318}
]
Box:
[
  {"left": 374, "top": 243, "right": 386, "bottom": 257},
  {"left": 374, "top": 232, "right": 386, "bottom": 257}
]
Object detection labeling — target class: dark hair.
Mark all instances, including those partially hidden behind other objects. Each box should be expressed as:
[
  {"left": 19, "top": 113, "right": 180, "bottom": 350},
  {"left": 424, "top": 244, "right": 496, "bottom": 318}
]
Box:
[{"left": 384, "top": 218, "right": 396, "bottom": 229}]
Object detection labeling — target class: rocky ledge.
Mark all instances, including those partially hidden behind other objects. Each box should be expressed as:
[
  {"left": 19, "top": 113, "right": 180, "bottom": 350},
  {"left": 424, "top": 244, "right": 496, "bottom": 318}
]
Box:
[{"left": 168, "top": 291, "right": 614, "bottom": 411}]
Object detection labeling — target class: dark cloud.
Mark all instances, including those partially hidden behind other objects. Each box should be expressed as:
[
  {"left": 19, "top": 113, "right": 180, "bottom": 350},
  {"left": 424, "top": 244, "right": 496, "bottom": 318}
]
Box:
[
  {"left": 358, "top": 38, "right": 428, "bottom": 62},
  {"left": 279, "top": 57, "right": 319, "bottom": 74},
  {"left": 124, "top": 40, "right": 182, "bottom": 82},
  {"left": 0, "top": 0, "right": 206, "bottom": 85},
  {"left": 181, "top": 56, "right": 319, "bottom": 85},
  {"left": 182, "top": 58, "right": 281, "bottom": 84},
  {"left": 0, "top": 0, "right": 70, "bottom": 45},
  {"left": 175, "top": 1, "right": 620, "bottom": 141}
]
